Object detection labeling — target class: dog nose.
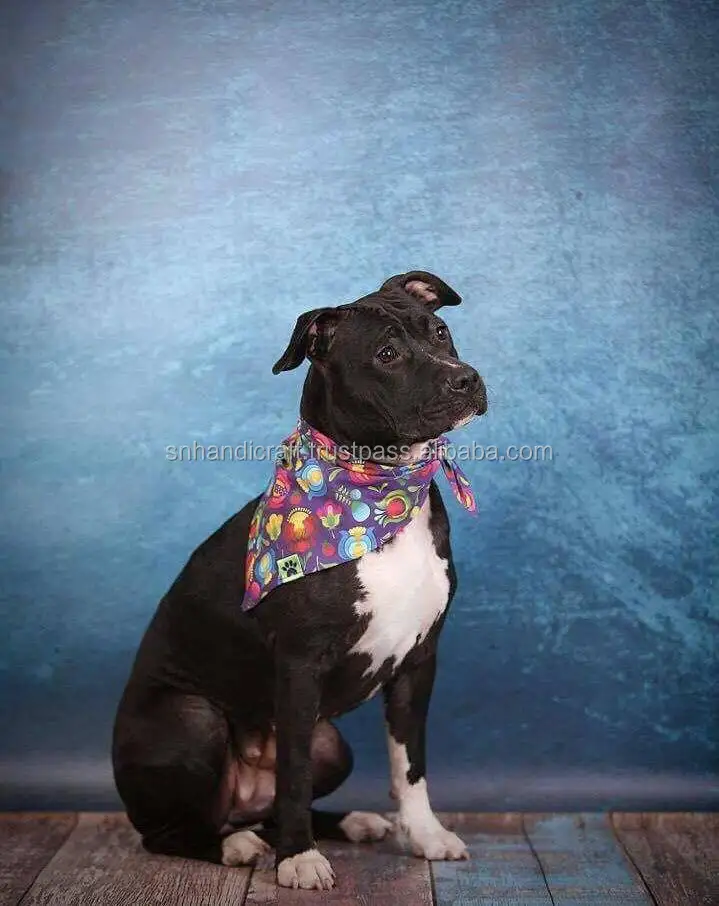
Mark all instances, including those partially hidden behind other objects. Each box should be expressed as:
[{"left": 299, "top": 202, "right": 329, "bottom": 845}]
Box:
[{"left": 447, "top": 366, "right": 481, "bottom": 394}]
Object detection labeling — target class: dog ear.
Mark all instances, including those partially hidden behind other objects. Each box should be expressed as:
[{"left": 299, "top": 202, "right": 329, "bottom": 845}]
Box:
[
  {"left": 272, "top": 307, "right": 342, "bottom": 374},
  {"left": 379, "top": 271, "right": 462, "bottom": 310}
]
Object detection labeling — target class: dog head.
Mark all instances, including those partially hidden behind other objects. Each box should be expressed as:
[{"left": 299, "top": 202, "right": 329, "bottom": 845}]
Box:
[{"left": 272, "top": 271, "right": 488, "bottom": 451}]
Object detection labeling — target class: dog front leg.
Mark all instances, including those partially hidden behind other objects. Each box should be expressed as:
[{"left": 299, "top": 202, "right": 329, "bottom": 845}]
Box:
[
  {"left": 383, "top": 655, "right": 469, "bottom": 860},
  {"left": 274, "top": 657, "right": 336, "bottom": 890}
]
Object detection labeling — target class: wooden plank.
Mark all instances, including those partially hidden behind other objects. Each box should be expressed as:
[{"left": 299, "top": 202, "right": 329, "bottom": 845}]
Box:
[
  {"left": 523, "top": 813, "right": 653, "bottom": 904},
  {"left": 611, "top": 812, "right": 719, "bottom": 906},
  {"left": 19, "top": 813, "right": 251, "bottom": 906},
  {"left": 432, "top": 812, "right": 554, "bottom": 905},
  {"left": 0, "top": 813, "right": 77, "bottom": 906},
  {"left": 245, "top": 835, "right": 433, "bottom": 905}
]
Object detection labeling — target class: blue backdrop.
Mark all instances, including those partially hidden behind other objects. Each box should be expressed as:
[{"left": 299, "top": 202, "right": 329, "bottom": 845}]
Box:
[{"left": 1, "top": 0, "right": 717, "bottom": 811}]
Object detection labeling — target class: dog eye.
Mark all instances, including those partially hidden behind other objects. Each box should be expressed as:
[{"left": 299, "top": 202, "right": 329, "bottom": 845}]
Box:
[
  {"left": 436, "top": 324, "right": 448, "bottom": 341},
  {"left": 377, "top": 344, "right": 398, "bottom": 363}
]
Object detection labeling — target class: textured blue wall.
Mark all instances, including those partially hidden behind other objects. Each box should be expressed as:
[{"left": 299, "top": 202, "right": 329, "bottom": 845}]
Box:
[{"left": 1, "top": 0, "right": 717, "bottom": 810}]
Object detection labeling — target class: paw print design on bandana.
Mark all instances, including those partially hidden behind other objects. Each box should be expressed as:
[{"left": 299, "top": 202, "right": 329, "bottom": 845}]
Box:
[
  {"left": 241, "top": 419, "right": 477, "bottom": 610},
  {"left": 277, "top": 554, "right": 305, "bottom": 583}
]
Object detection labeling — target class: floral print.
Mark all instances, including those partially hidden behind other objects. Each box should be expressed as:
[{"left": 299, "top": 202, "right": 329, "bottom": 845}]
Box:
[
  {"left": 317, "top": 500, "right": 343, "bottom": 528},
  {"left": 281, "top": 507, "right": 317, "bottom": 554},
  {"left": 266, "top": 513, "right": 283, "bottom": 540},
  {"left": 241, "top": 419, "right": 476, "bottom": 610},
  {"left": 266, "top": 468, "right": 292, "bottom": 509},
  {"left": 297, "top": 459, "right": 326, "bottom": 497},
  {"left": 374, "top": 488, "right": 412, "bottom": 525},
  {"left": 255, "top": 550, "right": 276, "bottom": 586},
  {"left": 338, "top": 525, "right": 378, "bottom": 559}
]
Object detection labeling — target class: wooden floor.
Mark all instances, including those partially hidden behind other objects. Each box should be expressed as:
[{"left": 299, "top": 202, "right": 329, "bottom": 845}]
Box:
[{"left": 1, "top": 813, "right": 717, "bottom": 905}]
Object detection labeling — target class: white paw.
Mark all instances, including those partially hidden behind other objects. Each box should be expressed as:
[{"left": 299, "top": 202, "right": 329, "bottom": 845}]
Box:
[
  {"left": 401, "top": 821, "right": 469, "bottom": 861},
  {"left": 221, "top": 830, "right": 271, "bottom": 866},
  {"left": 338, "top": 811, "right": 393, "bottom": 843},
  {"left": 276, "top": 848, "right": 336, "bottom": 890}
]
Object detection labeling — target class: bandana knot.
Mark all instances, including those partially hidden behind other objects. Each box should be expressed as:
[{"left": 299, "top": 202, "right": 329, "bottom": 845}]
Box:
[{"left": 242, "top": 419, "right": 476, "bottom": 610}]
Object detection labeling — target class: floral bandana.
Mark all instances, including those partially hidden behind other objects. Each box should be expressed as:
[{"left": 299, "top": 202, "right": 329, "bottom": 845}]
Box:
[{"left": 242, "top": 419, "right": 477, "bottom": 611}]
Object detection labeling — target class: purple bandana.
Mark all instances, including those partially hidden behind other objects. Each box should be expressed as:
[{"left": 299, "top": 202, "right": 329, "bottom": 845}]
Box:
[{"left": 242, "top": 420, "right": 477, "bottom": 611}]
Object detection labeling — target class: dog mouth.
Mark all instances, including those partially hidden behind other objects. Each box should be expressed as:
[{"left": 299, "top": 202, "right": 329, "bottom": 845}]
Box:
[
  {"left": 410, "top": 387, "right": 488, "bottom": 444},
  {"left": 450, "top": 389, "right": 488, "bottom": 430},
  {"left": 452, "top": 411, "right": 478, "bottom": 429}
]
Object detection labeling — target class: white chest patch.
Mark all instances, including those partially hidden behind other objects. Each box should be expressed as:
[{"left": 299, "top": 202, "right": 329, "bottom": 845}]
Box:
[{"left": 350, "top": 500, "right": 450, "bottom": 677}]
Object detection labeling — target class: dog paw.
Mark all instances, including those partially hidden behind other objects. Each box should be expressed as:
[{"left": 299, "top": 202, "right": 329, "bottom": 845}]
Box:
[
  {"left": 221, "top": 830, "right": 271, "bottom": 866},
  {"left": 403, "top": 822, "right": 469, "bottom": 861},
  {"left": 338, "top": 811, "right": 393, "bottom": 843},
  {"left": 277, "top": 849, "right": 336, "bottom": 890}
]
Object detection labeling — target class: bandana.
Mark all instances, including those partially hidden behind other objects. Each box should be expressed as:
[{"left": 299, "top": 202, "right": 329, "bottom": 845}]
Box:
[{"left": 242, "top": 419, "right": 477, "bottom": 611}]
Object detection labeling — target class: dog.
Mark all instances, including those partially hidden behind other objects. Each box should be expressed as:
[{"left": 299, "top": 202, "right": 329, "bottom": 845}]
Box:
[{"left": 112, "top": 271, "right": 488, "bottom": 890}]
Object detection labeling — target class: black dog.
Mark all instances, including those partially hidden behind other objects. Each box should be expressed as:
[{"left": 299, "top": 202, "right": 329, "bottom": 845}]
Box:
[{"left": 113, "top": 271, "right": 487, "bottom": 890}]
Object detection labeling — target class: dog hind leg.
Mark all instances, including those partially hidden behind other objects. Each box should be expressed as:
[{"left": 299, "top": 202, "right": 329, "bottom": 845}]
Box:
[{"left": 112, "top": 690, "right": 232, "bottom": 863}]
